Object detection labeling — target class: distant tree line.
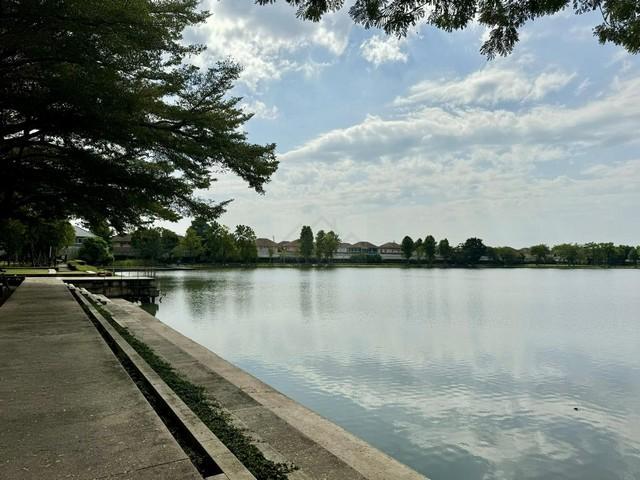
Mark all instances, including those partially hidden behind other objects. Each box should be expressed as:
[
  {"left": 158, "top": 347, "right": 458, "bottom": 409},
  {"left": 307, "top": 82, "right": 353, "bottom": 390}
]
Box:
[
  {"left": 3, "top": 217, "right": 638, "bottom": 268},
  {"left": 399, "top": 236, "right": 640, "bottom": 267},
  {"left": 127, "top": 218, "right": 258, "bottom": 265},
  {"left": 298, "top": 226, "right": 341, "bottom": 263}
]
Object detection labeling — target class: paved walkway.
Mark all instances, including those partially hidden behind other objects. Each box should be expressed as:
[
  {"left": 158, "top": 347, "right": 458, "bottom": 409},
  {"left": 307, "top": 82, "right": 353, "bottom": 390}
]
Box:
[
  {"left": 108, "top": 299, "right": 426, "bottom": 480},
  {"left": 0, "top": 278, "right": 201, "bottom": 479}
]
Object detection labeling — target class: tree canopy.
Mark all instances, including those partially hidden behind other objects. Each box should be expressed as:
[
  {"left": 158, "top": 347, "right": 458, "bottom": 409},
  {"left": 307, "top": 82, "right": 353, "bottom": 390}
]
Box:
[
  {"left": 401, "top": 235, "right": 414, "bottom": 261},
  {"left": 1, "top": 0, "right": 277, "bottom": 230},
  {"left": 257, "top": 0, "right": 640, "bottom": 57},
  {"left": 299, "top": 226, "right": 314, "bottom": 261}
]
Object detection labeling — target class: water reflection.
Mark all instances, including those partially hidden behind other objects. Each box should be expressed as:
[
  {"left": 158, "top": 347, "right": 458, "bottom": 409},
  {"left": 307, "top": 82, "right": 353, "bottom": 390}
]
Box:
[{"left": 146, "top": 268, "right": 640, "bottom": 480}]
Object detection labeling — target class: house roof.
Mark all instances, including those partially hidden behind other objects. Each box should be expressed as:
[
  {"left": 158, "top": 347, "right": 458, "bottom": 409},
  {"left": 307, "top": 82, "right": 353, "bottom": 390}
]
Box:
[
  {"left": 256, "top": 238, "right": 277, "bottom": 247},
  {"left": 73, "top": 225, "right": 95, "bottom": 238},
  {"left": 338, "top": 242, "right": 352, "bottom": 248},
  {"left": 379, "top": 242, "right": 401, "bottom": 249},
  {"left": 112, "top": 234, "right": 132, "bottom": 242},
  {"left": 352, "top": 241, "right": 378, "bottom": 248}
]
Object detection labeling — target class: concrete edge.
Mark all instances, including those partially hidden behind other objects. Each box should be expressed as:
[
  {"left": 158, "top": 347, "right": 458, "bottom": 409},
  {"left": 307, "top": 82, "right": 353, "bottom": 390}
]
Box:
[
  {"left": 68, "top": 284, "right": 256, "bottom": 480},
  {"left": 105, "top": 297, "right": 427, "bottom": 480}
]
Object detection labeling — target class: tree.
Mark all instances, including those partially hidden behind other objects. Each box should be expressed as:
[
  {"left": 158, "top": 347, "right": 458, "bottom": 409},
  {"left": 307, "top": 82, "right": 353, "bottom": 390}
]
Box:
[
  {"left": 78, "top": 237, "right": 113, "bottom": 266},
  {"left": 258, "top": 0, "right": 640, "bottom": 58},
  {"left": 438, "top": 238, "right": 452, "bottom": 263},
  {"left": 180, "top": 227, "right": 204, "bottom": 263},
  {"left": 1, "top": 1, "right": 277, "bottom": 230},
  {"left": 414, "top": 238, "right": 423, "bottom": 263},
  {"left": 323, "top": 231, "right": 341, "bottom": 262},
  {"left": 460, "top": 237, "right": 486, "bottom": 265},
  {"left": 0, "top": 219, "right": 26, "bottom": 265},
  {"left": 552, "top": 243, "right": 581, "bottom": 266},
  {"left": 27, "top": 220, "right": 75, "bottom": 266},
  {"left": 316, "top": 230, "right": 340, "bottom": 262},
  {"left": 424, "top": 235, "right": 436, "bottom": 265},
  {"left": 299, "top": 226, "right": 314, "bottom": 262},
  {"left": 131, "top": 228, "right": 163, "bottom": 261},
  {"left": 530, "top": 244, "right": 551, "bottom": 264},
  {"left": 0, "top": 218, "right": 74, "bottom": 265},
  {"left": 629, "top": 247, "right": 639, "bottom": 266},
  {"left": 315, "top": 230, "right": 327, "bottom": 260},
  {"left": 401, "top": 236, "right": 414, "bottom": 263},
  {"left": 159, "top": 228, "right": 180, "bottom": 261},
  {"left": 494, "top": 246, "right": 524, "bottom": 266},
  {"left": 234, "top": 225, "right": 257, "bottom": 263},
  {"left": 201, "top": 221, "right": 237, "bottom": 263}
]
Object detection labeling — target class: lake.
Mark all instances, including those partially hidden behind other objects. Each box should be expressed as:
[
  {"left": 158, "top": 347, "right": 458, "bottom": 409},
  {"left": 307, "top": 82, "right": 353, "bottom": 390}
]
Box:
[{"left": 145, "top": 268, "right": 640, "bottom": 480}]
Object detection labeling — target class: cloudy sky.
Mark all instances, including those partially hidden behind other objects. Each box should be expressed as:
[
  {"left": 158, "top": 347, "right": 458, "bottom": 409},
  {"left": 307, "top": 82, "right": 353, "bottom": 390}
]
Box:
[{"left": 163, "top": 0, "right": 640, "bottom": 247}]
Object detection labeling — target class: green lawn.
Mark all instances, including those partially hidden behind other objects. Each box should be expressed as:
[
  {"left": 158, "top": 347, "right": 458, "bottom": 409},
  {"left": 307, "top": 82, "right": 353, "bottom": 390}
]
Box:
[{"left": 1, "top": 267, "right": 53, "bottom": 275}]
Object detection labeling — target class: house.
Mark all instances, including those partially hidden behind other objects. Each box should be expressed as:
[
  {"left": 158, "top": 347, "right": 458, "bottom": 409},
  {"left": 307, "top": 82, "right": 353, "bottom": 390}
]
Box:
[
  {"left": 277, "top": 240, "right": 300, "bottom": 258},
  {"left": 256, "top": 238, "right": 279, "bottom": 259},
  {"left": 334, "top": 242, "right": 352, "bottom": 260},
  {"left": 347, "top": 241, "right": 379, "bottom": 256},
  {"left": 66, "top": 225, "right": 96, "bottom": 259},
  {"left": 112, "top": 234, "right": 135, "bottom": 258},
  {"left": 379, "top": 241, "right": 402, "bottom": 260}
]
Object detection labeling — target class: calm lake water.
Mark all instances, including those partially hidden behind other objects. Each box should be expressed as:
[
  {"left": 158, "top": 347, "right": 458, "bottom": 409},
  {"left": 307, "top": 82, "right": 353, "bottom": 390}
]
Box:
[{"left": 146, "top": 268, "right": 640, "bottom": 480}]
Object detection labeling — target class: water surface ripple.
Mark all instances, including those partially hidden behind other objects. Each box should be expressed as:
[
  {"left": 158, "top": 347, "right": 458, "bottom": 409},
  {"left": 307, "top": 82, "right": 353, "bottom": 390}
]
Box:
[{"left": 146, "top": 268, "right": 640, "bottom": 480}]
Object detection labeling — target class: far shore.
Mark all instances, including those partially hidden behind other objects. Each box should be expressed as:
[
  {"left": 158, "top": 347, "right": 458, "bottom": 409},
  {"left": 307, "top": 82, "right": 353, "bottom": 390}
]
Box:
[{"left": 110, "top": 263, "right": 639, "bottom": 271}]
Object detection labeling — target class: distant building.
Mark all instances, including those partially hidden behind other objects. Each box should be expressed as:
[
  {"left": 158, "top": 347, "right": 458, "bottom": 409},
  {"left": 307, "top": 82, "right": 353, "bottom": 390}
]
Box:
[
  {"left": 348, "top": 241, "right": 379, "bottom": 256},
  {"left": 379, "top": 242, "right": 402, "bottom": 260},
  {"left": 277, "top": 240, "right": 300, "bottom": 258},
  {"left": 112, "top": 234, "right": 135, "bottom": 258},
  {"left": 66, "top": 225, "right": 96, "bottom": 259},
  {"left": 256, "top": 238, "right": 278, "bottom": 259},
  {"left": 335, "top": 242, "right": 352, "bottom": 260}
]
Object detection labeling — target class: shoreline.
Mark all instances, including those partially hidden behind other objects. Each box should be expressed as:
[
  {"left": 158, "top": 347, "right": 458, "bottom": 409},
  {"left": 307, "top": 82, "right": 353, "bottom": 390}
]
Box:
[
  {"left": 79, "top": 287, "right": 427, "bottom": 479},
  {"left": 111, "top": 263, "right": 640, "bottom": 271}
]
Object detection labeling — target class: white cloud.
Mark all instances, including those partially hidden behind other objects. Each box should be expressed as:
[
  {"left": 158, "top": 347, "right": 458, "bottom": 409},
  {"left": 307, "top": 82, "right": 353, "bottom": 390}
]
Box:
[
  {"left": 394, "top": 66, "right": 575, "bottom": 106},
  {"left": 189, "top": 1, "right": 352, "bottom": 90},
  {"left": 214, "top": 73, "right": 640, "bottom": 244},
  {"left": 360, "top": 35, "right": 408, "bottom": 66},
  {"left": 242, "top": 100, "right": 279, "bottom": 120}
]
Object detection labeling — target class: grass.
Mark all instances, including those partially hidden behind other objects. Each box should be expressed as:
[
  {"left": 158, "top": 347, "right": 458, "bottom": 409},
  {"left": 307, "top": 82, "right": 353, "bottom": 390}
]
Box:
[
  {"left": 0, "top": 267, "right": 53, "bottom": 274},
  {"left": 67, "top": 260, "right": 105, "bottom": 273},
  {"left": 89, "top": 300, "right": 293, "bottom": 480},
  {"left": 113, "top": 258, "right": 154, "bottom": 267}
]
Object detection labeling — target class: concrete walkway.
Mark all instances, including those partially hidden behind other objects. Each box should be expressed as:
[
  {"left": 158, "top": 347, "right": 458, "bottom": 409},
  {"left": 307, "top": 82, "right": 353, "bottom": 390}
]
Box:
[
  {"left": 0, "top": 278, "right": 201, "bottom": 479},
  {"left": 107, "top": 299, "right": 426, "bottom": 480}
]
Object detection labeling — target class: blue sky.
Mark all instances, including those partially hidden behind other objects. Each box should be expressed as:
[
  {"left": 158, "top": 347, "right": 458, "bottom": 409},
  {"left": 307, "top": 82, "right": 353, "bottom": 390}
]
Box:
[{"left": 163, "top": 0, "right": 640, "bottom": 247}]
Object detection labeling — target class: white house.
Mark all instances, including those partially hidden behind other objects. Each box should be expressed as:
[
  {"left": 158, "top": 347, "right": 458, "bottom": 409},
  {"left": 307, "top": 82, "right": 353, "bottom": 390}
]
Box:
[{"left": 66, "top": 225, "right": 96, "bottom": 259}]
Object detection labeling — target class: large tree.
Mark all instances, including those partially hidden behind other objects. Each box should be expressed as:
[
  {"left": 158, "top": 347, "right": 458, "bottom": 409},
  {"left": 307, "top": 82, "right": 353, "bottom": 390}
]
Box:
[
  {"left": 234, "top": 224, "right": 258, "bottom": 263},
  {"left": 460, "top": 237, "right": 486, "bottom": 264},
  {"left": 299, "top": 226, "right": 314, "bottom": 262},
  {"left": 1, "top": 1, "right": 277, "bottom": 230},
  {"left": 423, "top": 235, "right": 436, "bottom": 265},
  {"left": 530, "top": 244, "right": 551, "bottom": 264},
  {"left": 258, "top": 0, "right": 640, "bottom": 57},
  {"left": 401, "top": 235, "right": 414, "bottom": 263},
  {"left": 438, "top": 238, "right": 452, "bottom": 263}
]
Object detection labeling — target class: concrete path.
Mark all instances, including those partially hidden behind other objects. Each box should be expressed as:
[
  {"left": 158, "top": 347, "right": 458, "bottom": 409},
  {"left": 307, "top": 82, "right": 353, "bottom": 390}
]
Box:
[
  {"left": 107, "top": 299, "right": 426, "bottom": 480},
  {"left": 0, "top": 278, "right": 201, "bottom": 480}
]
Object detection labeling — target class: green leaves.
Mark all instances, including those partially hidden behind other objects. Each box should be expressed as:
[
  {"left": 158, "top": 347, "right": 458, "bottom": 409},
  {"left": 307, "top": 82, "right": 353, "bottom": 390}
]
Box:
[
  {"left": 258, "top": 0, "right": 639, "bottom": 57},
  {"left": 1, "top": 1, "right": 277, "bottom": 230}
]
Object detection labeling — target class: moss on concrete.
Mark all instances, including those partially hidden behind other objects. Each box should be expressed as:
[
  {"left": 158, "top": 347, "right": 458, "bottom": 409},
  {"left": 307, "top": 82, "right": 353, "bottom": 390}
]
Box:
[{"left": 91, "top": 301, "right": 293, "bottom": 480}]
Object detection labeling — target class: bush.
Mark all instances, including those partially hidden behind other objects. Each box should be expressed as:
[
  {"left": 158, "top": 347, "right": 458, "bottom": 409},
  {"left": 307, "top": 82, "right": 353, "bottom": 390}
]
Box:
[
  {"left": 349, "top": 254, "right": 382, "bottom": 263},
  {"left": 78, "top": 237, "right": 113, "bottom": 265}
]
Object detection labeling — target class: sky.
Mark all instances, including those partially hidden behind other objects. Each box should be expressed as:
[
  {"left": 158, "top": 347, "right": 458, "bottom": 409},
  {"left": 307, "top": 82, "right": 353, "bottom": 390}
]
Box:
[{"left": 160, "top": 0, "right": 640, "bottom": 248}]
